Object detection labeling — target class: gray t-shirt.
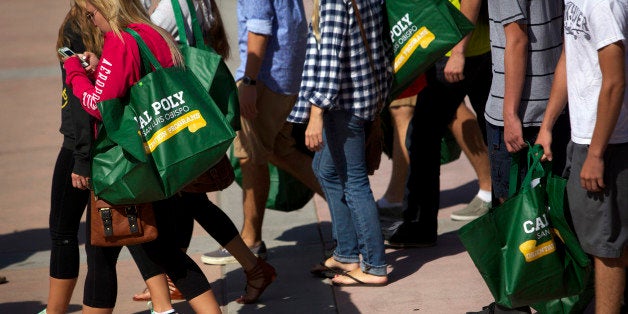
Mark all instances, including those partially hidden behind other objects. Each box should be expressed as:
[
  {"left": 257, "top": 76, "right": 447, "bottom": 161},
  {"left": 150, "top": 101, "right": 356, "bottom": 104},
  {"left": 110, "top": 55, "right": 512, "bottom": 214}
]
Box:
[{"left": 485, "top": 0, "right": 564, "bottom": 127}]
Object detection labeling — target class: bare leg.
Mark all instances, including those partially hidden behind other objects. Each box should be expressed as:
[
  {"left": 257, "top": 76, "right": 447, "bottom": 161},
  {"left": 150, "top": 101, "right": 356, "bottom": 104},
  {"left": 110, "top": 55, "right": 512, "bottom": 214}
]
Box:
[
  {"left": 595, "top": 255, "right": 627, "bottom": 314},
  {"left": 188, "top": 290, "right": 222, "bottom": 314},
  {"left": 46, "top": 277, "right": 77, "bottom": 314},
  {"left": 449, "top": 102, "right": 491, "bottom": 192},
  {"left": 382, "top": 105, "right": 414, "bottom": 204},
  {"left": 268, "top": 151, "right": 324, "bottom": 197},
  {"left": 143, "top": 274, "right": 173, "bottom": 313},
  {"left": 223, "top": 237, "right": 258, "bottom": 271},
  {"left": 82, "top": 306, "right": 112, "bottom": 314},
  {"left": 240, "top": 157, "right": 270, "bottom": 248}
]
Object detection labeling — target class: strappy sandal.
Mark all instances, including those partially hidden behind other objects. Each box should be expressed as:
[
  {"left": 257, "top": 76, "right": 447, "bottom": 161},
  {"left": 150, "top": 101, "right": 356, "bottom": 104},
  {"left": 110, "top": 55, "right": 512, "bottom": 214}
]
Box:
[
  {"left": 310, "top": 262, "right": 348, "bottom": 279},
  {"left": 235, "top": 257, "right": 277, "bottom": 304},
  {"left": 132, "top": 275, "right": 185, "bottom": 301}
]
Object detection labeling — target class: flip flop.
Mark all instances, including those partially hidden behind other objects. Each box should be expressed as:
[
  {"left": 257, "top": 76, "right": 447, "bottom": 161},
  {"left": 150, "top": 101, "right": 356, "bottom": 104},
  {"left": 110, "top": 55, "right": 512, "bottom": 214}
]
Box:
[
  {"left": 310, "top": 262, "right": 347, "bottom": 279},
  {"left": 331, "top": 272, "right": 387, "bottom": 287}
]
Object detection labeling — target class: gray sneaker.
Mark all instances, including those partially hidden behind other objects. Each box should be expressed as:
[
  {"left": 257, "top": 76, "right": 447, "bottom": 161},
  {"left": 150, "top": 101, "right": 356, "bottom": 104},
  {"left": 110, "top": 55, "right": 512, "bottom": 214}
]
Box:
[
  {"left": 201, "top": 241, "right": 267, "bottom": 265},
  {"left": 450, "top": 196, "right": 490, "bottom": 221}
]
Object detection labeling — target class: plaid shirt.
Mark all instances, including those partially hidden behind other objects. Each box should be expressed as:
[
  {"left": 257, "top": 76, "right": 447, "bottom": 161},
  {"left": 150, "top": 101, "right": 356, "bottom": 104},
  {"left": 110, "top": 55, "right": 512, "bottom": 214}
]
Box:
[{"left": 288, "top": 0, "right": 392, "bottom": 123}]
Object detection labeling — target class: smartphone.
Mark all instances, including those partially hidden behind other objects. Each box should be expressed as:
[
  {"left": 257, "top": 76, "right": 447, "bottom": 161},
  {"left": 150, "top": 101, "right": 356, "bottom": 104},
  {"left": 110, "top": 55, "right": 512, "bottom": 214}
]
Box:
[{"left": 58, "top": 47, "right": 89, "bottom": 67}]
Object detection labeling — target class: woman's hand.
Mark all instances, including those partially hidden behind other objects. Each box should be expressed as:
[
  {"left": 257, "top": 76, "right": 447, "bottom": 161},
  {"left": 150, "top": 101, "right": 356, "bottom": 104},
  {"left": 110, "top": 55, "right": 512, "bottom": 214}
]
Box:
[
  {"left": 71, "top": 173, "right": 90, "bottom": 190},
  {"left": 305, "top": 106, "right": 324, "bottom": 151},
  {"left": 81, "top": 51, "right": 99, "bottom": 74}
]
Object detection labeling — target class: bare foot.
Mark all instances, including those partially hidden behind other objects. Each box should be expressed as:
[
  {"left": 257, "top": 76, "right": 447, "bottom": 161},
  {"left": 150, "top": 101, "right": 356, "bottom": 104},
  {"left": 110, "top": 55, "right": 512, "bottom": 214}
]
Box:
[
  {"left": 331, "top": 268, "right": 388, "bottom": 286},
  {"left": 322, "top": 257, "right": 359, "bottom": 272}
]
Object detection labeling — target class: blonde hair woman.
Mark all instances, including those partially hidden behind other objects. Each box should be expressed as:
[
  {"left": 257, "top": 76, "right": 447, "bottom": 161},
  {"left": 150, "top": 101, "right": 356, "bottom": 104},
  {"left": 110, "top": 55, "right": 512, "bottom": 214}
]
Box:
[{"left": 63, "top": 0, "right": 220, "bottom": 313}]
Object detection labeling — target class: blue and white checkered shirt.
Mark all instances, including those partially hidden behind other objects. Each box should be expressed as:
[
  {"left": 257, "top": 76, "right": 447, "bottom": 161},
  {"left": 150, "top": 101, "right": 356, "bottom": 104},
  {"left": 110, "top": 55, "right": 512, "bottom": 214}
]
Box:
[{"left": 288, "top": 0, "right": 392, "bottom": 123}]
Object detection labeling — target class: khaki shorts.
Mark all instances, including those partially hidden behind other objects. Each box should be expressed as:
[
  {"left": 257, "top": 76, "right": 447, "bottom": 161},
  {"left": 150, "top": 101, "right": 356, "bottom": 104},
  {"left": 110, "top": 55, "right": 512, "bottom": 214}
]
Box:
[
  {"left": 388, "top": 95, "right": 417, "bottom": 109},
  {"left": 233, "top": 80, "right": 298, "bottom": 165}
]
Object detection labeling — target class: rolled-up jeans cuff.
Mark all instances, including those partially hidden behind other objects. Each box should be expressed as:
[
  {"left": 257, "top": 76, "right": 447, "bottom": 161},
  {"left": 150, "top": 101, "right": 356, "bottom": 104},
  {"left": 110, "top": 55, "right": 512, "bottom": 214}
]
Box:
[
  {"left": 361, "top": 262, "right": 387, "bottom": 276},
  {"left": 333, "top": 253, "right": 359, "bottom": 264}
]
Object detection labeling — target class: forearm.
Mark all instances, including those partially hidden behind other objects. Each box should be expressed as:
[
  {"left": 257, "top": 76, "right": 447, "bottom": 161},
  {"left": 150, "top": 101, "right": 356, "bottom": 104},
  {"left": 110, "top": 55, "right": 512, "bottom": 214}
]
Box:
[
  {"left": 502, "top": 22, "right": 528, "bottom": 120},
  {"left": 540, "top": 48, "right": 568, "bottom": 133},
  {"left": 589, "top": 42, "right": 626, "bottom": 157},
  {"left": 245, "top": 32, "right": 269, "bottom": 79},
  {"left": 451, "top": 0, "right": 482, "bottom": 56}
]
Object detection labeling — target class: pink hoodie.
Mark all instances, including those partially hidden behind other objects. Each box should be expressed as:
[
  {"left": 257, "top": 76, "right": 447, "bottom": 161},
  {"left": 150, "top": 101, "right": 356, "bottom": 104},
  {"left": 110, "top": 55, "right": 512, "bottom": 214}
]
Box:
[{"left": 64, "top": 23, "right": 175, "bottom": 121}]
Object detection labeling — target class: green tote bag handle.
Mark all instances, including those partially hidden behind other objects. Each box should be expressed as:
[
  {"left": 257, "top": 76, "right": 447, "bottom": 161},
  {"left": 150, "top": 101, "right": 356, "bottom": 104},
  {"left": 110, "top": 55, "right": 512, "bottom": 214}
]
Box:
[{"left": 171, "top": 0, "right": 209, "bottom": 50}]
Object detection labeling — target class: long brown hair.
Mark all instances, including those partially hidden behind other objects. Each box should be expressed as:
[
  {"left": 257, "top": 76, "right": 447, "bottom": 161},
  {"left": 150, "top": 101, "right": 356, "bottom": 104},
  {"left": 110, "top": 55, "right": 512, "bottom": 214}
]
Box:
[
  {"left": 56, "top": 0, "right": 103, "bottom": 60},
  {"left": 204, "top": 0, "right": 230, "bottom": 59},
  {"left": 87, "top": 0, "right": 184, "bottom": 66}
]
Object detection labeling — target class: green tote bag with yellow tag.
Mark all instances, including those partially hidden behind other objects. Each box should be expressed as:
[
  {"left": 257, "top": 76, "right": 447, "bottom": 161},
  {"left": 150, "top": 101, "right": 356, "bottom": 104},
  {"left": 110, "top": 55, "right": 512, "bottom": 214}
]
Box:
[
  {"left": 458, "top": 145, "right": 591, "bottom": 308},
  {"left": 386, "top": 0, "right": 475, "bottom": 99},
  {"left": 91, "top": 29, "right": 235, "bottom": 204}
]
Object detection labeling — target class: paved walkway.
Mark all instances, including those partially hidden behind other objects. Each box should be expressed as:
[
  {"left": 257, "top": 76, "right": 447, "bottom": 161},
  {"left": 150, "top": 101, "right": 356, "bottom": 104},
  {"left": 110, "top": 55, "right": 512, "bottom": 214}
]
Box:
[{"left": 0, "top": 1, "right": 495, "bottom": 313}]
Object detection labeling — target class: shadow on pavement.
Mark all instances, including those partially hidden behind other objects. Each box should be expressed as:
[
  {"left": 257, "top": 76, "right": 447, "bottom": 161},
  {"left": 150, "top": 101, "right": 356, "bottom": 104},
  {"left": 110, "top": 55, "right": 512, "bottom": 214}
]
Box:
[
  {"left": 0, "top": 222, "right": 86, "bottom": 269},
  {"left": 0, "top": 301, "right": 81, "bottom": 313},
  {"left": 440, "top": 180, "right": 478, "bottom": 209},
  {"left": 386, "top": 230, "right": 466, "bottom": 284}
]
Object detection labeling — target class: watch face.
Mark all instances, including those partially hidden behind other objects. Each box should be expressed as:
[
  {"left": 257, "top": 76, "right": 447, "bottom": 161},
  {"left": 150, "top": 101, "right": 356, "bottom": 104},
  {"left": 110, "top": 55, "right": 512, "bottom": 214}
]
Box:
[{"left": 243, "top": 76, "right": 256, "bottom": 85}]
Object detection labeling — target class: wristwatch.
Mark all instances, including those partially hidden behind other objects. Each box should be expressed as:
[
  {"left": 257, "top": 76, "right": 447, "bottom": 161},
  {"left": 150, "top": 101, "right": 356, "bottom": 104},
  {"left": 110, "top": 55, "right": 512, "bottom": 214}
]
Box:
[{"left": 242, "top": 75, "right": 257, "bottom": 86}]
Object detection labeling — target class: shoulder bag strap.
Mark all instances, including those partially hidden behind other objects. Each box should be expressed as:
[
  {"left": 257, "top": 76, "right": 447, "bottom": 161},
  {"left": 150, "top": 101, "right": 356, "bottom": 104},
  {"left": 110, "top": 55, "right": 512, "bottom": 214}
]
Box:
[
  {"left": 126, "top": 28, "right": 163, "bottom": 72},
  {"left": 171, "top": 0, "right": 209, "bottom": 50}
]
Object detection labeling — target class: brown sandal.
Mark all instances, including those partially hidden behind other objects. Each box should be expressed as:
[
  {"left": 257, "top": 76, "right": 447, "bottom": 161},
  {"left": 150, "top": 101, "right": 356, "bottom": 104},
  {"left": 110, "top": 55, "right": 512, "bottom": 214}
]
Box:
[
  {"left": 132, "top": 276, "right": 185, "bottom": 301},
  {"left": 235, "top": 257, "right": 277, "bottom": 304}
]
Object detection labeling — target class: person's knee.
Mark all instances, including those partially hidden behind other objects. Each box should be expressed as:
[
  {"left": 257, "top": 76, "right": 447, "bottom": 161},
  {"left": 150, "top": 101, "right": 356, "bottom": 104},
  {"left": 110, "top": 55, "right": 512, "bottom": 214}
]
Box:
[
  {"left": 50, "top": 233, "right": 79, "bottom": 248},
  {"left": 596, "top": 255, "right": 627, "bottom": 268}
]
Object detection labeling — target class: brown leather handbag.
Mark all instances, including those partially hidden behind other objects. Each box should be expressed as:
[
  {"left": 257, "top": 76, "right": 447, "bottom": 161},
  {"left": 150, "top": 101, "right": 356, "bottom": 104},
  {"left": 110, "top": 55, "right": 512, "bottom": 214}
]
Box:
[
  {"left": 181, "top": 154, "right": 235, "bottom": 193},
  {"left": 90, "top": 192, "right": 158, "bottom": 247}
]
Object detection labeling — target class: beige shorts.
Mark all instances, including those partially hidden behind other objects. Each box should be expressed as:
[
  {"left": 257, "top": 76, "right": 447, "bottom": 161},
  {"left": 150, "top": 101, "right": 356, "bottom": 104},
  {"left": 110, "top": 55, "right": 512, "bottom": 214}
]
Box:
[
  {"left": 233, "top": 80, "right": 298, "bottom": 165},
  {"left": 388, "top": 95, "right": 417, "bottom": 109}
]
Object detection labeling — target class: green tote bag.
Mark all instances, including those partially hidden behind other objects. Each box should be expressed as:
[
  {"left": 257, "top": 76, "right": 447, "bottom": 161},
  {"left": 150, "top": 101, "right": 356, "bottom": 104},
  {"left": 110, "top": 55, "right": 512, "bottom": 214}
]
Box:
[
  {"left": 386, "top": 0, "right": 475, "bottom": 99},
  {"left": 91, "top": 29, "right": 235, "bottom": 204},
  {"left": 458, "top": 145, "right": 591, "bottom": 308}
]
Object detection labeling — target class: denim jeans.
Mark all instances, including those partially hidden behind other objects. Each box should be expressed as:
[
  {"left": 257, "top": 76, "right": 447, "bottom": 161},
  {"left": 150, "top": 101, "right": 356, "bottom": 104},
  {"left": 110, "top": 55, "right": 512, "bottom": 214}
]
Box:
[
  {"left": 312, "top": 110, "right": 387, "bottom": 276},
  {"left": 485, "top": 113, "right": 570, "bottom": 203}
]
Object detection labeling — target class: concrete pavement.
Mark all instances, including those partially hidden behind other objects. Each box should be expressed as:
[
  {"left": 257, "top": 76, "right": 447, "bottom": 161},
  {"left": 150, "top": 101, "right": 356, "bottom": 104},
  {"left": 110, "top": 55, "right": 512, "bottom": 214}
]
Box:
[{"left": 0, "top": 0, "right": 494, "bottom": 313}]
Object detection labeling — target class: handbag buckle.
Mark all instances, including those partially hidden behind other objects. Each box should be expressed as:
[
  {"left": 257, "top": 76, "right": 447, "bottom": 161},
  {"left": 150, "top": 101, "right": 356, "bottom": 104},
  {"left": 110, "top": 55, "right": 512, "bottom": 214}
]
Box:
[
  {"left": 125, "top": 206, "right": 139, "bottom": 234},
  {"left": 99, "top": 208, "right": 113, "bottom": 237}
]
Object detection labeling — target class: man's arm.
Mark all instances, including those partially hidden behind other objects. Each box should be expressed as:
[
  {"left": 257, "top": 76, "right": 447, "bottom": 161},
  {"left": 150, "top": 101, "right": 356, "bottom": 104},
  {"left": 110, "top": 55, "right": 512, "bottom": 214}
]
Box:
[
  {"left": 502, "top": 21, "right": 528, "bottom": 153},
  {"left": 536, "top": 46, "right": 568, "bottom": 161},
  {"left": 581, "top": 41, "right": 625, "bottom": 192},
  {"left": 444, "top": 0, "right": 483, "bottom": 83},
  {"left": 239, "top": 32, "right": 269, "bottom": 119}
]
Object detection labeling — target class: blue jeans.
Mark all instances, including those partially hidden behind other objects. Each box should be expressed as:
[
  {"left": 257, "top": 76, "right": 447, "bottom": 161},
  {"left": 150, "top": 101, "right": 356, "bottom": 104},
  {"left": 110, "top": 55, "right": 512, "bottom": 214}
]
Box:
[
  {"left": 485, "top": 114, "right": 570, "bottom": 202},
  {"left": 312, "top": 110, "right": 387, "bottom": 276}
]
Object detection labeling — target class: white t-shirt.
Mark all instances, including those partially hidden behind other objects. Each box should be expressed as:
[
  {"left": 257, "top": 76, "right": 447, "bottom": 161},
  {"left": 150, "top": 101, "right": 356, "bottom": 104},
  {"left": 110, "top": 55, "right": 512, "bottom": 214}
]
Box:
[{"left": 564, "top": 0, "right": 628, "bottom": 144}]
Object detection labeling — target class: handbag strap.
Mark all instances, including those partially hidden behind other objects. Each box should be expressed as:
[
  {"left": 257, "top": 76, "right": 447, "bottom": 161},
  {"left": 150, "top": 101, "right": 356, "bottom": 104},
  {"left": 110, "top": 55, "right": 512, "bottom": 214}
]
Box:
[
  {"left": 171, "top": 0, "right": 209, "bottom": 50},
  {"left": 349, "top": 0, "right": 384, "bottom": 111},
  {"left": 508, "top": 144, "right": 550, "bottom": 197}
]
